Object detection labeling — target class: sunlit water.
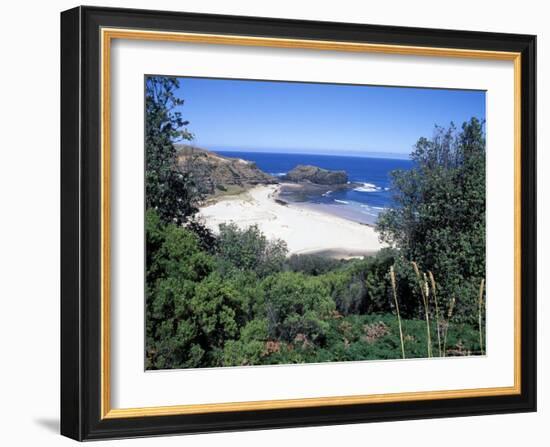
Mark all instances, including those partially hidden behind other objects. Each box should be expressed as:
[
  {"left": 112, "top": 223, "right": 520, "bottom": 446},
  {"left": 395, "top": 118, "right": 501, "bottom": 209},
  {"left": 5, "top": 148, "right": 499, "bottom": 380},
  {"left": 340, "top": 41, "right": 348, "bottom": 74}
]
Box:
[{"left": 213, "top": 151, "right": 413, "bottom": 225}]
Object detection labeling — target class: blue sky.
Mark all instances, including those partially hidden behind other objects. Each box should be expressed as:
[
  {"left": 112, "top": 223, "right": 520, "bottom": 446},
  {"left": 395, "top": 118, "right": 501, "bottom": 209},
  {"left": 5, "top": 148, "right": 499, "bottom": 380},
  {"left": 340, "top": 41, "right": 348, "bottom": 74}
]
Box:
[{"left": 169, "top": 76, "right": 485, "bottom": 158}]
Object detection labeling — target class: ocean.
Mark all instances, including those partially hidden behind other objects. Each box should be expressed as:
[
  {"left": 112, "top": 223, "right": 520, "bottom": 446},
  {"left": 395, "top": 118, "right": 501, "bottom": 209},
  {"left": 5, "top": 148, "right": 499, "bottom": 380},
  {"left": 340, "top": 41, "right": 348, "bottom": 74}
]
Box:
[{"left": 214, "top": 151, "right": 413, "bottom": 225}]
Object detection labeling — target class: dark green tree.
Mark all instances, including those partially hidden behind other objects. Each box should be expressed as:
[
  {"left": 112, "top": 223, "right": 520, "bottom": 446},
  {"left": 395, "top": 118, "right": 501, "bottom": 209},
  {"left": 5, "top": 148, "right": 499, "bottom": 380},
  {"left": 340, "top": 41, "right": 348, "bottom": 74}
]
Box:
[
  {"left": 322, "top": 248, "right": 397, "bottom": 316},
  {"left": 216, "top": 223, "right": 288, "bottom": 277},
  {"left": 145, "top": 76, "right": 199, "bottom": 225},
  {"left": 145, "top": 209, "right": 215, "bottom": 369},
  {"left": 261, "top": 272, "right": 335, "bottom": 346},
  {"left": 146, "top": 210, "right": 249, "bottom": 369},
  {"left": 190, "top": 273, "right": 249, "bottom": 366},
  {"left": 377, "top": 118, "right": 486, "bottom": 322},
  {"left": 222, "top": 319, "right": 270, "bottom": 366}
]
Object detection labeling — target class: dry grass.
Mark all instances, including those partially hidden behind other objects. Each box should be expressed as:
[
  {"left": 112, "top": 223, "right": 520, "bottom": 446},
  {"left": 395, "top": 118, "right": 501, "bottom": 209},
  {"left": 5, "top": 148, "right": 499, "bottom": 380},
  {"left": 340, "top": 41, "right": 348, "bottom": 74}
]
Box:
[
  {"left": 428, "top": 271, "right": 442, "bottom": 357},
  {"left": 389, "top": 263, "right": 484, "bottom": 359},
  {"left": 412, "top": 262, "right": 432, "bottom": 358},
  {"left": 362, "top": 321, "right": 391, "bottom": 344},
  {"left": 390, "top": 266, "right": 406, "bottom": 359},
  {"left": 442, "top": 297, "right": 456, "bottom": 357},
  {"left": 478, "top": 278, "right": 485, "bottom": 355}
]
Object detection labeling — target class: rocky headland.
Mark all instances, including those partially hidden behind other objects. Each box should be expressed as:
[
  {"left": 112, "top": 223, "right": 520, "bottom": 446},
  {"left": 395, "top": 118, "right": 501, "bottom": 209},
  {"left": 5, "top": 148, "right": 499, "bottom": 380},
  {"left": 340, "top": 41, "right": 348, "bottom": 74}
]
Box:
[
  {"left": 176, "top": 147, "right": 358, "bottom": 201},
  {"left": 176, "top": 145, "right": 277, "bottom": 197},
  {"left": 282, "top": 164, "right": 348, "bottom": 185}
]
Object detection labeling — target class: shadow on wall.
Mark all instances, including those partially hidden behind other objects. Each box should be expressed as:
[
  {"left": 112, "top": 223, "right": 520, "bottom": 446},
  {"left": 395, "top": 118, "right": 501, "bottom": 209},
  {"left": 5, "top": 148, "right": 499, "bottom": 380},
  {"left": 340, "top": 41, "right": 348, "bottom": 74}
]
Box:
[{"left": 34, "top": 418, "right": 59, "bottom": 434}]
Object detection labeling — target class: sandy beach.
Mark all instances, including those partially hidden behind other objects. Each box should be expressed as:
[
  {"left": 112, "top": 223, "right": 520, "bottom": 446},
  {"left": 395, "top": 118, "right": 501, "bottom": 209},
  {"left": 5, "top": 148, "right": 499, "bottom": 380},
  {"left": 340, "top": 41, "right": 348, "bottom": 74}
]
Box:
[{"left": 199, "top": 185, "right": 384, "bottom": 258}]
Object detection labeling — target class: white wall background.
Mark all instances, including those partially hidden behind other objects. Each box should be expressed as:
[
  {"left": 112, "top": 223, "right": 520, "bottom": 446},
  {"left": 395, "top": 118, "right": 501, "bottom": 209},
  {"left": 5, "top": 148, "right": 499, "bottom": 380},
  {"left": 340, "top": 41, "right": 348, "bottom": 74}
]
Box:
[{"left": 0, "top": 0, "right": 546, "bottom": 445}]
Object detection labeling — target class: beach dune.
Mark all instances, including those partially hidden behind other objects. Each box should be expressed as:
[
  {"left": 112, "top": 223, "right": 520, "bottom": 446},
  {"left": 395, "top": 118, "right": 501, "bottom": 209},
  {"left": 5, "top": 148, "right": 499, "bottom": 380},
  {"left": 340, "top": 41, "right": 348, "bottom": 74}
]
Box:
[{"left": 199, "top": 185, "right": 384, "bottom": 258}]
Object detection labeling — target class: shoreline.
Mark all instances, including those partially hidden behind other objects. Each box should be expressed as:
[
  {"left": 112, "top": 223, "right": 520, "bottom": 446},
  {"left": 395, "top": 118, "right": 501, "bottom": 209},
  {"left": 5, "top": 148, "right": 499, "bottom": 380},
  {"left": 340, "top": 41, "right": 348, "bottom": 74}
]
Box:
[
  {"left": 198, "top": 185, "right": 385, "bottom": 258},
  {"left": 274, "top": 182, "right": 376, "bottom": 227}
]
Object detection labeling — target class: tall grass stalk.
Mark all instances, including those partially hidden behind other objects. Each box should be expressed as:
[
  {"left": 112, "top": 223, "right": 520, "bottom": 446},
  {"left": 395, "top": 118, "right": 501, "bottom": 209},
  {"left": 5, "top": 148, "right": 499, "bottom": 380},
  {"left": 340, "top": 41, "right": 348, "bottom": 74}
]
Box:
[
  {"left": 412, "top": 262, "right": 432, "bottom": 358},
  {"left": 478, "top": 278, "right": 485, "bottom": 355},
  {"left": 442, "top": 297, "right": 456, "bottom": 357},
  {"left": 390, "top": 266, "right": 406, "bottom": 359},
  {"left": 423, "top": 272, "right": 433, "bottom": 358},
  {"left": 428, "top": 271, "right": 442, "bottom": 357}
]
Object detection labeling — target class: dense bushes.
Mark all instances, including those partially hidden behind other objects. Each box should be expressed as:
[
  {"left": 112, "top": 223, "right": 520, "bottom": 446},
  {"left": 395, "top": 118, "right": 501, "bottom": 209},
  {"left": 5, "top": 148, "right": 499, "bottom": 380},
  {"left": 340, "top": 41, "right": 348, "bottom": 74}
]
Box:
[
  {"left": 322, "top": 249, "right": 395, "bottom": 316},
  {"left": 377, "top": 118, "right": 486, "bottom": 324},
  {"left": 145, "top": 209, "right": 214, "bottom": 369},
  {"left": 261, "top": 272, "right": 334, "bottom": 345},
  {"left": 216, "top": 223, "right": 287, "bottom": 277},
  {"left": 145, "top": 208, "right": 482, "bottom": 369},
  {"left": 285, "top": 254, "right": 345, "bottom": 276}
]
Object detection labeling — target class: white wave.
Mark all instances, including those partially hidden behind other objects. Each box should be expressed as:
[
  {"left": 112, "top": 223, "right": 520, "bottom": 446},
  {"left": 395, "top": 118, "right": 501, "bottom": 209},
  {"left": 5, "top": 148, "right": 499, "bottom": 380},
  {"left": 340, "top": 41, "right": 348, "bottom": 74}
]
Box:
[
  {"left": 270, "top": 172, "right": 287, "bottom": 177},
  {"left": 322, "top": 190, "right": 333, "bottom": 197},
  {"left": 353, "top": 182, "right": 381, "bottom": 193},
  {"left": 360, "top": 204, "right": 386, "bottom": 212},
  {"left": 360, "top": 210, "right": 378, "bottom": 217},
  {"left": 334, "top": 199, "right": 350, "bottom": 205}
]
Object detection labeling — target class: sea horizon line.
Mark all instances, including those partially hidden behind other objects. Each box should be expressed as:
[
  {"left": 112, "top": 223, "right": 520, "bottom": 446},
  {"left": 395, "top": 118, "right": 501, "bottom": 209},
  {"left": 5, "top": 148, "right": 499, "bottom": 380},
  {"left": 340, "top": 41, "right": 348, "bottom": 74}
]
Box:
[{"left": 203, "top": 146, "right": 412, "bottom": 161}]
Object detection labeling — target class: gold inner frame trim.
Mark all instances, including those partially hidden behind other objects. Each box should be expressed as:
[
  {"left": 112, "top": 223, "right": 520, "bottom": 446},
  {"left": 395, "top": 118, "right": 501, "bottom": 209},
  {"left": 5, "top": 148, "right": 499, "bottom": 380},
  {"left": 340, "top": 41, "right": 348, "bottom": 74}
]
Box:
[{"left": 100, "top": 27, "right": 522, "bottom": 419}]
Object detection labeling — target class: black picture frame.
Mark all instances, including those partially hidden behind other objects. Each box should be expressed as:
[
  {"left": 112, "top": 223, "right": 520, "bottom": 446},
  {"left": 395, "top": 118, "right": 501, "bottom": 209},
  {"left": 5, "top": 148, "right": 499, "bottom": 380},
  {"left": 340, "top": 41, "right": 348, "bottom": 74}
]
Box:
[{"left": 61, "top": 5, "right": 536, "bottom": 441}]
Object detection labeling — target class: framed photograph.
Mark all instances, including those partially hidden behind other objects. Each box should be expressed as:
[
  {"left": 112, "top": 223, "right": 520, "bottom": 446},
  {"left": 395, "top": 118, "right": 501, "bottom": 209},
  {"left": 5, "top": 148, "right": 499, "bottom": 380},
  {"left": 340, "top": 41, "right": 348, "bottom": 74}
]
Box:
[{"left": 60, "top": 6, "right": 536, "bottom": 441}]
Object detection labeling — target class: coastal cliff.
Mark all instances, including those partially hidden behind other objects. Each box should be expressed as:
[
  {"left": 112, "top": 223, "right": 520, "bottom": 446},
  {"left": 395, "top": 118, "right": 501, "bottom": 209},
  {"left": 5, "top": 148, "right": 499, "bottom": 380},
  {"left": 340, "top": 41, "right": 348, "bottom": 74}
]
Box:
[
  {"left": 176, "top": 146, "right": 277, "bottom": 196},
  {"left": 177, "top": 147, "right": 356, "bottom": 200}
]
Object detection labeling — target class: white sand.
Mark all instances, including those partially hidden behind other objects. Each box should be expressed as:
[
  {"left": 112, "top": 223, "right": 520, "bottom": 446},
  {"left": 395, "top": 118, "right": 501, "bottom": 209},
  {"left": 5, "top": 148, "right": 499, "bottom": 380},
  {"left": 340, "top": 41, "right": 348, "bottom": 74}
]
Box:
[{"left": 199, "top": 185, "right": 384, "bottom": 258}]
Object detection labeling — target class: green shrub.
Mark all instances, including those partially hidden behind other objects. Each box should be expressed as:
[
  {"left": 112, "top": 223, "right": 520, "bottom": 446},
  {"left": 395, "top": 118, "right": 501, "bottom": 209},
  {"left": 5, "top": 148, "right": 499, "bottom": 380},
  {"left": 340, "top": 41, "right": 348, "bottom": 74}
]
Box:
[
  {"left": 189, "top": 273, "right": 248, "bottom": 366},
  {"left": 377, "top": 118, "right": 486, "bottom": 323},
  {"left": 223, "top": 319, "right": 269, "bottom": 366},
  {"left": 284, "top": 254, "right": 345, "bottom": 275},
  {"left": 261, "top": 272, "right": 335, "bottom": 346},
  {"left": 217, "top": 223, "right": 288, "bottom": 277},
  {"left": 320, "top": 248, "right": 396, "bottom": 316}
]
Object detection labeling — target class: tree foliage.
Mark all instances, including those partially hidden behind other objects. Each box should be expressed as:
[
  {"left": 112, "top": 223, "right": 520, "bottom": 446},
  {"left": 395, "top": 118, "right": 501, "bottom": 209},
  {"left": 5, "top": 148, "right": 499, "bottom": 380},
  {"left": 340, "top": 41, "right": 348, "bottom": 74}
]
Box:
[
  {"left": 145, "top": 209, "right": 215, "bottom": 369},
  {"left": 377, "top": 118, "right": 486, "bottom": 322},
  {"left": 261, "top": 272, "right": 335, "bottom": 345},
  {"left": 145, "top": 76, "right": 199, "bottom": 225},
  {"left": 145, "top": 207, "right": 484, "bottom": 369},
  {"left": 216, "top": 223, "right": 288, "bottom": 277}
]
